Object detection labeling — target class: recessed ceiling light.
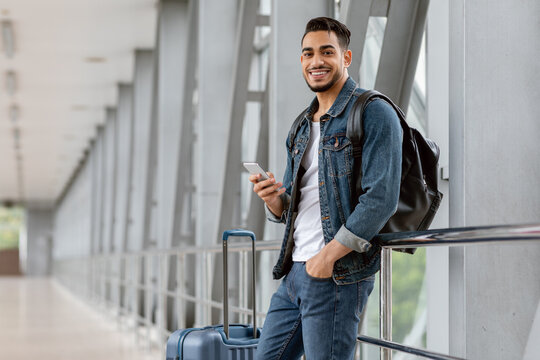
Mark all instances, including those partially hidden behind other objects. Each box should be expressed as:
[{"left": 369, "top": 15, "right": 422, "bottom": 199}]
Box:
[
  {"left": 1, "top": 20, "right": 15, "bottom": 58},
  {"left": 84, "top": 56, "right": 106, "bottom": 63},
  {"left": 9, "top": 104, "right": 18, "bottom": 122},
  {"left": 6, "top": 70, "right": 16, "bottom": 95}
]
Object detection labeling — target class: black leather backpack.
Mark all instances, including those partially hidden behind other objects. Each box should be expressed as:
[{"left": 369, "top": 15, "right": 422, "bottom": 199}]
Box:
[{"left": 348, "top": 90, "right": 443, "bottom": 254}]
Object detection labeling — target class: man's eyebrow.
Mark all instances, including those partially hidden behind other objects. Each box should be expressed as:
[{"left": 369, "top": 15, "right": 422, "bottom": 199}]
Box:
[
  {"left": 302, "top": 44, "right": 337, "bottom": 53},
  {"left": 319, "top": 44, "right": 336, "bottom": 50}
]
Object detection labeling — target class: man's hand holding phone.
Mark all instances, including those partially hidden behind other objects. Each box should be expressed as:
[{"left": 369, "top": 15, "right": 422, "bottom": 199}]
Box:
[{"left": 248, "top": 169, "right": 286, "bottom": 218}]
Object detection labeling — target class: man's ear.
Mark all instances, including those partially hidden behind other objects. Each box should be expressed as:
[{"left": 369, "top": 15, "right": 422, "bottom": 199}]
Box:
[{"left": 343, "top": 49, "right": 352, "bottom": 68}]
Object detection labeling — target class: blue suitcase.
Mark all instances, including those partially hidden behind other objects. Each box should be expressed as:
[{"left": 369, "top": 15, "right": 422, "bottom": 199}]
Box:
[{"left": 166, "top": 229, "right": 261, "bottom": 360}]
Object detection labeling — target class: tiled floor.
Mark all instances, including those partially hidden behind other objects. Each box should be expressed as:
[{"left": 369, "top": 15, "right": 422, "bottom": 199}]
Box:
[{"left": 0, "top": 277, "right": 161, "bottom": 360}]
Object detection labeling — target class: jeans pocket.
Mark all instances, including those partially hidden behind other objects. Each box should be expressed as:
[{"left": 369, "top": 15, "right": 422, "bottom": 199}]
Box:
[{"left": 304, "top": 263, "right": 333, "bottom": 282}]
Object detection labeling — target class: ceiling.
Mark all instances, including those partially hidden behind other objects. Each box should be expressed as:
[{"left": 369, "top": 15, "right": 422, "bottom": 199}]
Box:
[{"left": 0, "top": 0, "right": 156, "bottom": 206}]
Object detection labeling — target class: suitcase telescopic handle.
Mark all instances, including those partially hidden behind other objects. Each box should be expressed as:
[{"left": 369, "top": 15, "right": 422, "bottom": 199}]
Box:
[{"left": 222, "top": 229, "right": 257, "bottom": 340}]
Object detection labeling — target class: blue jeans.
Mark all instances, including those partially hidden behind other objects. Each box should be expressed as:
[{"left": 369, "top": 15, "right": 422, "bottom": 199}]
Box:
[{"left": 256, "top": 262, "right": 375, "bottom": 360}]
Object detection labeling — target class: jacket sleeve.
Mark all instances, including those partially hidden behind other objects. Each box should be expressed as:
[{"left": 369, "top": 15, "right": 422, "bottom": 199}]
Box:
[
  {"left": 265, "top": 135, "right": 294, "bottom": 224},
  {"left": 334, "top": 99, "right": 403, "bottom": 253}
]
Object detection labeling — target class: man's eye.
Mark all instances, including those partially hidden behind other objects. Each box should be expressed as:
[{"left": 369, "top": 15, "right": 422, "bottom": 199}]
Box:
[
  {"left": 303, "top": 53, "right": 312, "bottom": 57},
  {"left": 324, "top": 51, "right": 334, "bottom": 55}
]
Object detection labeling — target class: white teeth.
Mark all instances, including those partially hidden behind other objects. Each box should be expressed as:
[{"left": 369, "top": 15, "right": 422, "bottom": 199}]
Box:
[{"left": 311, "top": 71, "right": 327, "bottom": 76}]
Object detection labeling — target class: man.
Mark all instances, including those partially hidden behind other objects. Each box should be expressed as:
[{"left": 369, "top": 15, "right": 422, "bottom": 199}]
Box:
[{"left": 250, "top": 17, "right": 402, "bottom": 360}]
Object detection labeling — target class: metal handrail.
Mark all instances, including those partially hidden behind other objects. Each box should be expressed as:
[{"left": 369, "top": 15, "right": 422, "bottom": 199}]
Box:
[
  {"left": 54, "top": 224, "right": 540, "bottom": 359},
  {"left": 376, "top": 223, "right": 540, "bottom": 249},
  {"left": 53, "top": 238, "right": 283, "bottom": 356},
  {"left": 373, "top": 223, "right": 540, "bottom": 360},
  {"left": 86, "top": 239, "right": 282, "bottom": 258},
  {"left": 357, "top": 335, "right": 465, "bottom": 360}
]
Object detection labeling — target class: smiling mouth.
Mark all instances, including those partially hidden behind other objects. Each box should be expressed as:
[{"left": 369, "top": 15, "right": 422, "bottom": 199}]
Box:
[{"left": 308, "top": 68, "right": 330, "bottom": 79}]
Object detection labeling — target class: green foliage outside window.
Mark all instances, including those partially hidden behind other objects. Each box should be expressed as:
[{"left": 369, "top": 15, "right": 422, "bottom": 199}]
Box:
[
  {"left": 0, "top": 207, "right": 23, "bottom": 250},
  {"left": 364, "top": 248, "right": 427, "bottom": 358},
  {"left": 391, "top": 248, "right": 426, "bottom": 345}
]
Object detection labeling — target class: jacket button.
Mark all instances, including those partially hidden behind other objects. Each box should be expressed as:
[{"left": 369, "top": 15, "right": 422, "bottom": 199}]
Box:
[{"left": 294, "top": 149, "right": 299, "bottom": 154}]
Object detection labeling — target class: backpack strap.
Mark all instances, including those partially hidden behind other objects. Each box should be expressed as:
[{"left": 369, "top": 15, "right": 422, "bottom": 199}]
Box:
[
  {"left": 347, "top": 90, "right": 405, "bottom": 201},
  {"left": 347, "top": 90, "right": 406, "bottom": 160},
  {"left": 287, "top": 107, "right": 309, "bottom": 152}
]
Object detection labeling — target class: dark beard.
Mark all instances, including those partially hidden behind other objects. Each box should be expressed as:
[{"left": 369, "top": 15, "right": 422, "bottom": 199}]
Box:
[{"left": 304, "top": 69, "right": 342, "bottom": 93}]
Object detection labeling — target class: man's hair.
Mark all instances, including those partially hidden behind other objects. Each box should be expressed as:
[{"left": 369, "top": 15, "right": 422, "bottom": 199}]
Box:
[{"left": 301, "top": 17, "right": 351, "bottom": 50}]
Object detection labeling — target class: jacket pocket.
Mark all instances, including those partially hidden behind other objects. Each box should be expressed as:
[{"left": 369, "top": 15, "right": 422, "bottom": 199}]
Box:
[{"left": 323, "top": 133, "right": 352, "bottom": 178}]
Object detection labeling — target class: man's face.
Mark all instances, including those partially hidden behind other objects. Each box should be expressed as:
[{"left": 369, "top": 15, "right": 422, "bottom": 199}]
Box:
[{"left": 301, "top": 30, "right": 351, "bottom": 93}]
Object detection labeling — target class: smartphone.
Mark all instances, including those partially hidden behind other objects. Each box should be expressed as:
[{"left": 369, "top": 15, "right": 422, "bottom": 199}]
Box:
[{"left": 243, "top": 162, "right": 270, "bottom": 181}]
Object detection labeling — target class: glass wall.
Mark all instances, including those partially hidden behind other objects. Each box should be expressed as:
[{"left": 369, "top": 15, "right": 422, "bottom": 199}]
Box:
[
  {"left": 0, "top": 206, "right": 24, "bottom": 275},
  {"left": 0, "top": 206, "right": 23, "bottom": 250}
]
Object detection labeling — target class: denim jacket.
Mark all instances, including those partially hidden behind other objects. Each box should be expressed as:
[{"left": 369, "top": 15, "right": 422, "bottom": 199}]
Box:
[{"left": 267, "top": 77, "right": 402, "bottom": 285}]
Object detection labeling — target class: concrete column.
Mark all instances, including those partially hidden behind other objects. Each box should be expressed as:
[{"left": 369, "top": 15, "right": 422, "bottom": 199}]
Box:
[
  {"left": 94, "top": 127, "right": 106, "bottom": 254},
  {"left": 155, "top": 0, "right": 189, "bottom": 250},
  {"left": 127, "top": 50, "right": 154, "bottom": 252},
  {"left": 425, "top": 0, "right": 450, "bottom": 354},
  {"left": 449, "top": 1, "right": 540, "bottom": 359},
  {"left": 24, "top": 208, "right": 53, "bottom": 276},
  {"left": 102, "top": 108, "right": 117, "bottom": 254},
  {"left": 113, "top": 84, "right": 134, "bottom": 253},
  {"left": 89, "top": 140, "right": 98, "bottom": 256},
  {"left": 195, "top": 0, "right": 237, "bottom": 326}
]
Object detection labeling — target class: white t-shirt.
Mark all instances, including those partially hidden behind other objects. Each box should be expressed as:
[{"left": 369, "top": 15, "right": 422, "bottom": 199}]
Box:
[{"left": 292, "top": 121, "right": 325, "bottom": 262}]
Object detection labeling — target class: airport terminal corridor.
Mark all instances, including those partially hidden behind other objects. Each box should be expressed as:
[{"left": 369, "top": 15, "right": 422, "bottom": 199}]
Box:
[{"left": 0, "top": 277, "right": 160, "bottom": 360}]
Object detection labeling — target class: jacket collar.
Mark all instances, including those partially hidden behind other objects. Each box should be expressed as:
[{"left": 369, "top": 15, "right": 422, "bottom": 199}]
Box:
[{"left": 306, "top": 76, "right": 358, "bottom": 119}]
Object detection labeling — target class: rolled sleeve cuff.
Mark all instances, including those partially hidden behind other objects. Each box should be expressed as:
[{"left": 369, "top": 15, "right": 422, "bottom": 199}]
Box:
[
  {"left": 335, "top": 225, "right": 372, "bottom": 253},
  {"left": 264, "top": 192, "right": 290, "bottom": 224}
]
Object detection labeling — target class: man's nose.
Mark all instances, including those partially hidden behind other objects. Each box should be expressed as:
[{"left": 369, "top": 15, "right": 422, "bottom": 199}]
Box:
[{"left": 312, "top": 53, "right": 325, "bottom": 66}]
